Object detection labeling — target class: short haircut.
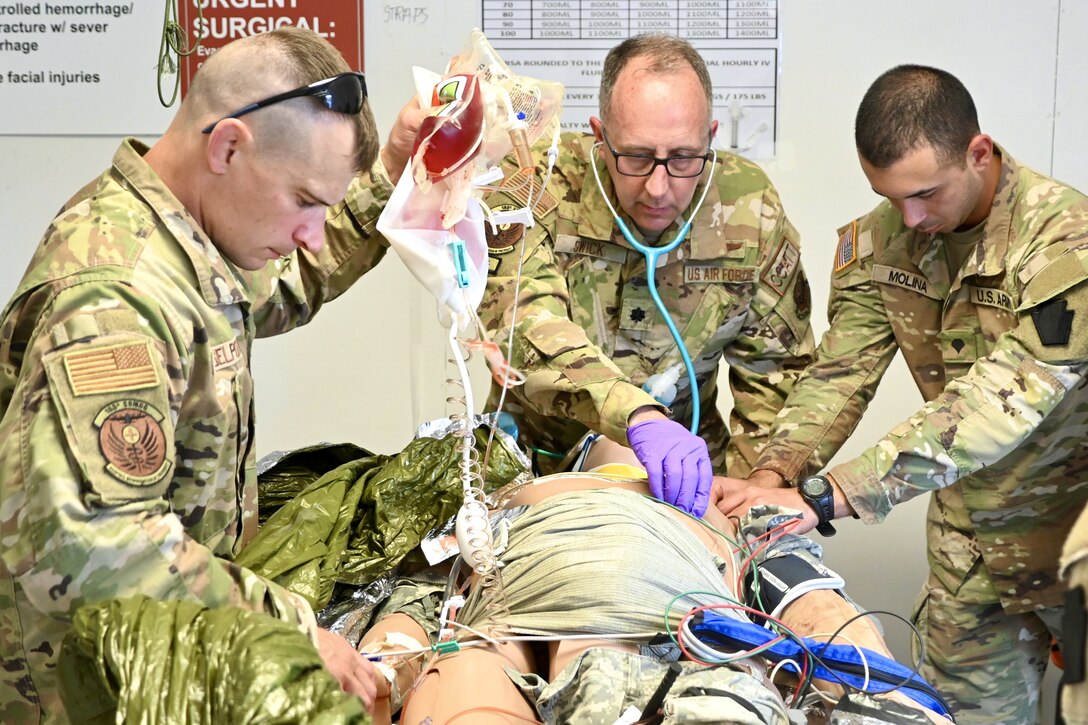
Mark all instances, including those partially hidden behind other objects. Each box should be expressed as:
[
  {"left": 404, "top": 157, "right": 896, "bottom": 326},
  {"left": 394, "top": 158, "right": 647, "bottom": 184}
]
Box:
[
  {"left": 855, "top": 64, "right": 979, "bottom": 169},
  {"left": 598, "top": 33, "right": 713, "bottom": 126},
  {"left": 189, "top": 27, "right": 379, "bottom": 172}
]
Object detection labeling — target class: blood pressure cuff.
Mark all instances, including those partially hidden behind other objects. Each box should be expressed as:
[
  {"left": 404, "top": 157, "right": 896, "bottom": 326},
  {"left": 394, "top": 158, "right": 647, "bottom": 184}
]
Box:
[
  {"left": 745, "top": 552, "right": 845, "bottom": 623},
  {"left": 689, "top": 611, "right": 952, "bottom": 718}
]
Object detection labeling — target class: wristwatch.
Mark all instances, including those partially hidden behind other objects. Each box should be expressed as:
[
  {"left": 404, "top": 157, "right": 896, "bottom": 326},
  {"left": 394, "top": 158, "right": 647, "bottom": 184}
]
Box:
[{"left": 798, "top": 475, "right": 837, "bottom": 537}]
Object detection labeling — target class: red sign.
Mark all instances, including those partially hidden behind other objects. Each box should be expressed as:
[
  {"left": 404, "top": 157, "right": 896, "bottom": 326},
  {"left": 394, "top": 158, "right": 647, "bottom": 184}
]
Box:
[{"left": 179, "top": 1, "right": 364, "bottom": 97}]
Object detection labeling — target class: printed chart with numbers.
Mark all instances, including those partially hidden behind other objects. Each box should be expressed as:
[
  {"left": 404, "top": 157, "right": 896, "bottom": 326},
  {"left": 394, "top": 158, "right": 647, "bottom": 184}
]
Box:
[{"left": 481, "top": 0, "right": 779, "bottom": 158}]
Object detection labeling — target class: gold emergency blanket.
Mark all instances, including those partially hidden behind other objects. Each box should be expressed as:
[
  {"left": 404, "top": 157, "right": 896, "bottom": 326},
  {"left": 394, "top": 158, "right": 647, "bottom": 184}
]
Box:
[{"left": 57, "top": 596, "right": 368, "bottom": 724}]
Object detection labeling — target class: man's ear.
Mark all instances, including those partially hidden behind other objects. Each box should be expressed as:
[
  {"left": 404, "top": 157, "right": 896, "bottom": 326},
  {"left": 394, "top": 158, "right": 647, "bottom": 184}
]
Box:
[
  {"left": 966, "top": 133, "right": 994, "bottom": 173},
  {"left": 709, "top": 119, "right": 719, "bottom": 142},
  {"left": 205, "top": 118, "right": 252, "bottom": 175},
  {"left": 588, "top": 116, "right": 605, "bottom": 143}
]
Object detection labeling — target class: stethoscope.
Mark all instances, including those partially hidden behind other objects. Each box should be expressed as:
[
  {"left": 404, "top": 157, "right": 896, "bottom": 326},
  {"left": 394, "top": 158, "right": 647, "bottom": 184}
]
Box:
[{"left": 590, "top": 142, "right": 718, "bottom": 435}]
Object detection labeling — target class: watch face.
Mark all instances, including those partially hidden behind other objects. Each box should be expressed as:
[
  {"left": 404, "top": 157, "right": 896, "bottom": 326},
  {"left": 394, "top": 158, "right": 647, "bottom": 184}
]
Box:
[{"left": 801, "top": 476, "right": 829, "bottom": 497}]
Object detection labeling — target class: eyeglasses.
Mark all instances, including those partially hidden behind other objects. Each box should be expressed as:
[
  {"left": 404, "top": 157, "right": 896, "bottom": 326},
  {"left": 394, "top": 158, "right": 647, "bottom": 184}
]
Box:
[
  {"left": 601, "top": 127, "right": 711, "bottom": 178},
  {"left": 201, "top": 71, "right": 367, "bottom": 134}
]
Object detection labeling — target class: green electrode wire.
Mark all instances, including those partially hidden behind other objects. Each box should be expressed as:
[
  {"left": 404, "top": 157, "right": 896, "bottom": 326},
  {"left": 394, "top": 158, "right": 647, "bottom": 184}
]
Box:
[{"left": 157, "top": 0, "right": 204, "bottom": 107}]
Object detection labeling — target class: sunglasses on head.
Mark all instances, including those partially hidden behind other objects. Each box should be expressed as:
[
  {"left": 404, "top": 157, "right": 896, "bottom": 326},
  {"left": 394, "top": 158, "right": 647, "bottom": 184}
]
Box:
[{"left": 201, "top": 71, "right": 367, "bottom": 134}]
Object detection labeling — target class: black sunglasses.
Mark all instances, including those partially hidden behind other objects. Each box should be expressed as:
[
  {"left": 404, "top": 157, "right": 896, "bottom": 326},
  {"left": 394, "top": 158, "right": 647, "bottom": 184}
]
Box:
[{"left": 201, "top": 71, "right": 367, "bottom": 134}]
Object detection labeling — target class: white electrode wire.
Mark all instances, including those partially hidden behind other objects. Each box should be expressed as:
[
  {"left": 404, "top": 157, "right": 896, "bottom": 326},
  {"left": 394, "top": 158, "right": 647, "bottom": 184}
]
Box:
[
  {"left": 679, "top": 617, "right": 763, "bottom": 665},
  {"left": 808, "top": 632, "right": 871, "bottom": 691},
  {"left": 769, "top": 657, "right": 804, "bottom": 684},
  {"left": 364, "top": 629, "right": 664, "bottom": 662},
  {"left": 445, "top": 618, "right": 503, "bottom": 647}
]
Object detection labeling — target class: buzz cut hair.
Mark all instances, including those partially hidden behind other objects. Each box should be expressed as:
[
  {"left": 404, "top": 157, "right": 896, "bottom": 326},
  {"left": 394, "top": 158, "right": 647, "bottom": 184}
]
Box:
[
  {"left": 598, "top": 33, "right": 713, "bottom": 126},
  {"left": 855, "top": 64, "right": 980, "bottom": 169},
  {"left": 189, "top": 26, "right": 379, "bottom": 172}
]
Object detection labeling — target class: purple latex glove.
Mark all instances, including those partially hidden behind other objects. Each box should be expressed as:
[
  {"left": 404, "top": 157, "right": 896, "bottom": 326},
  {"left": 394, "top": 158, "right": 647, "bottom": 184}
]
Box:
[{"left": 626, "top": 418, "right": 712, "bottom": 516}]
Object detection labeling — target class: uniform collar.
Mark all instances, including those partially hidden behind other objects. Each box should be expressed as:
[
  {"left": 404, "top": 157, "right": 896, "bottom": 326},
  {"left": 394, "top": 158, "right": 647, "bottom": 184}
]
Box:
[
  {"left": 113, "top": 138, "right": 249, "bottom": 308},
  {"left": 906, "top": 144, "right": 1018, "bottom": 282},
  {"left": 969, "top": 144, "right": 1017, "bottom": 279}
]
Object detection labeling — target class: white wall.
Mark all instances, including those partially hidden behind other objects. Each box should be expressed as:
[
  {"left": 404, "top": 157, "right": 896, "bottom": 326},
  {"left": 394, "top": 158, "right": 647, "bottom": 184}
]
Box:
[{"left": 2, "top": 1, "right": 1084, "bottom": 680}]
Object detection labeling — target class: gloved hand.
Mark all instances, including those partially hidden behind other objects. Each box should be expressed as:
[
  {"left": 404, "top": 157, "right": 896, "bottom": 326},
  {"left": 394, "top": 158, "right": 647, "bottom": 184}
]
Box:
[{"left": 626, "top": 418, "right": 713, "bottom": 516}]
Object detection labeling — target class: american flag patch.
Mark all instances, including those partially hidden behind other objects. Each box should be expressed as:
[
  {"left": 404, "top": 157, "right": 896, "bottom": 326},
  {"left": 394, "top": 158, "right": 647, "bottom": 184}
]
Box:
[
  {"left": 64, "top": 341, "right": 159, "bottom": 397},
  {"left": 834, "top": 221, "right": 858, "bottom": 272}
]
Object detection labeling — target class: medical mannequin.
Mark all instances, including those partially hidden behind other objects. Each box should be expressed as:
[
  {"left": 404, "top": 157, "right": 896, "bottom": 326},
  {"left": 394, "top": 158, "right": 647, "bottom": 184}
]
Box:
[{"left": 360, "top": 440, "right": 948, "bottom": 724}]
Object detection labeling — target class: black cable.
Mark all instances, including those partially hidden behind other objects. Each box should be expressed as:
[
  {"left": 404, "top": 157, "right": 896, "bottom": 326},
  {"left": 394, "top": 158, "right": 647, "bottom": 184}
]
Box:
[
  {"left": 791, "top": 608, "right": 955, "bottom": 719},
  {"left": 639, "top": 662, "right": 681, "bottom": 724}
]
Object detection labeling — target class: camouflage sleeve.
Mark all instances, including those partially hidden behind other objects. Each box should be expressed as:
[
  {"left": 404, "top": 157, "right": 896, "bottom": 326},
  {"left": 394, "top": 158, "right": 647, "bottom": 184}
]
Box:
[
  {"left": 721, "top": 206, "right": 816, "bottom": 476},
  {"left": 752, "top": 254, "right": 899, "bottom": 483},
  {"left": 478, "top": 217, "right": 660, "bottom": 444},
  {"left": 1, "top": 284, "right": 318, "bottom": 641},
  {"left": 830, "top": 254, "right": 1088, "bottom": 523},
  {"left": 247, "top": 155, "right": 394, "bottom": 336}
]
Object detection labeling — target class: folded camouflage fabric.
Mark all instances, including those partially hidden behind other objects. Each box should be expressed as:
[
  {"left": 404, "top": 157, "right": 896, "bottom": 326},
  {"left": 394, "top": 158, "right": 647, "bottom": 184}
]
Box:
[
  {"left": 237, "top": 428, "right": 529, "bottom": 611},
  {"left": 58, "top": 596, "right": 368, "bottom": 724},
  {"left": 509, "top": 648, "right": 789, "bottom": 725}
]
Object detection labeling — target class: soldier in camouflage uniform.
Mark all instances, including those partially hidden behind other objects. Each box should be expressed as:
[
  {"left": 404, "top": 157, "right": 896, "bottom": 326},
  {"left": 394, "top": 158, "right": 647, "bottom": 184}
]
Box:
[
  {"left": 0, "top": 28, "right": 413, "bottom": 721},
  {"left": 477, "top": 34, "right": 814, "bottom": 517},
  {"left": 718, "top": 64, "right": 1088, "bottom": 723},
  {"left": 1061, "top": 504, "right": 1088, "bottom": 724}
]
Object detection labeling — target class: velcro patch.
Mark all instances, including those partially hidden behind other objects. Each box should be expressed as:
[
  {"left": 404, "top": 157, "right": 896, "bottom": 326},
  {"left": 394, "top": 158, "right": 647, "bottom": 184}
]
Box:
[
  {"left": 940, "top": 329, "right": 981, "bottom": 363},
  {"left": 835, "top": 221, "right": 858, "bottom": 273},
  {"left": 94, "top": 399, "right": 172, "bottom": 486},
  {"left": 793, "top": 269, "right": 811, "bottom": 319},
  {"left": 500, "top": 168, "right": 558, "bottom": 218},
  {"left": 873, "top": 264, "right": 941, "bottom": 300},
  {"left": 1031, "top": 298, "right": 1074, "bottom": 346},
  {"left": 684, "top": 264, "right": 757, "bottom": 284},
  {"left": 485, "top": 203, "right": 524, "bottom": 255},
  {"left": 619, "top": 296, "right": 657, "bottom": 332},
  {"left": 212, "top": 340, "right": 241, "bottom": 371},
  {"left": 64, "top": 341, "right": 159, "bottom": 396},
  {"left": 967, "top": 284, "right": 1014, "bottom": 312},
  {"left": 555, "top": 234, "right": 628, "bottom": 263},
  {"left": 761, "top": 236, "right": 800, "bottom": 297}
]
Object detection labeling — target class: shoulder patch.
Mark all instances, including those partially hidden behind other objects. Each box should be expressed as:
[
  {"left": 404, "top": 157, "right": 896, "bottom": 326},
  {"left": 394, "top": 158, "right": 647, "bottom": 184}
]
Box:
[
  {"left": 1031, "top": 298, "right": 1074, "bottom": 346},
  {"left": 835, "top": 221, "right": 858, "bottom": 273},
  {"left": 761, "top": 236, "right": 800, "bottom": 297},
  {"left": 793, "top": 269, "right": 811, "bottom": 319},
  {"left": 64, "top": 341, "right": 159, "bottom": 396},
  {"left": 94, "top": 399, "right": 172, "bottom": 485},
  {"left": 485, "top": 203, "right": 523, "bottom": 255}
]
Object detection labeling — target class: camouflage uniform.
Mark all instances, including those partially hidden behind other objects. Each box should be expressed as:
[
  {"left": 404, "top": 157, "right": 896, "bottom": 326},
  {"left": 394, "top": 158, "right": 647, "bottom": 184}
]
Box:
[
  {"left": 753, "top": 147, "right": 1088, "bottom": 722},
  {"left": 478, "top": 133, "right": 814, "bottom": 474},
  {"left": 0, "top": 139, "right": 391, "bottom": 722},
  {"left": 1061, "top": 503, "right": 1088, "bottom": 724}
]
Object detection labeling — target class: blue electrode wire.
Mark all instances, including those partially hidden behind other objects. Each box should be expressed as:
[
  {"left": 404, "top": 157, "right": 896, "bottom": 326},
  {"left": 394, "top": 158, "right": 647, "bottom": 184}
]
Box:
[{"left": 590, "top": 145, "right": 718, "bottom": 434}]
